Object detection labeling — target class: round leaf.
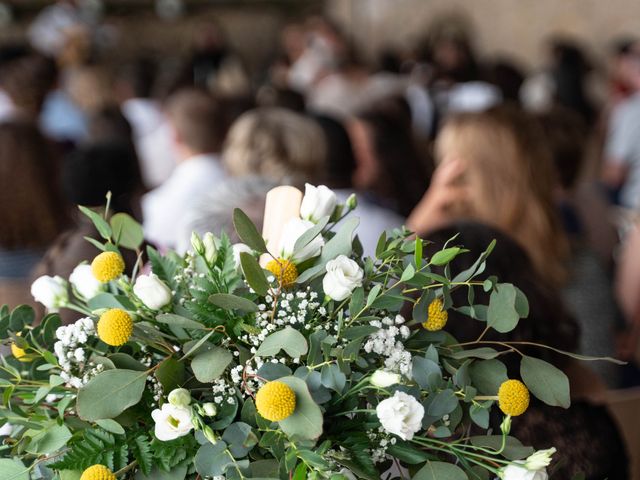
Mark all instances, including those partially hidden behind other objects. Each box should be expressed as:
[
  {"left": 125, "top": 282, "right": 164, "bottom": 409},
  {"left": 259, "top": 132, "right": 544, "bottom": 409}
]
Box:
[
  {"left": 520, "top": 355, "right": 570, "bottom": 408},
  {"left": 77, "top": 369, "right": 147, "bottom": 421}
]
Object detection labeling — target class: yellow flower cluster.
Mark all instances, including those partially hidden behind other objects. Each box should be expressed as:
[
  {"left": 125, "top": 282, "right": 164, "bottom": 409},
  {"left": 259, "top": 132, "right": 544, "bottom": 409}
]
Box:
[
  {"left": 498, "top": 379, "right": 530, "bottom": 416},
  {"left": 255, "top": 381, "right": 297, "bottom": 421},
  {"left": 97, "top": 309, "right": 133, "bottom": 346},
  {"left": 422, "top": 298, "right": 448, "bottom": 331},
  {"left": 80, "top": 464, "right": 116, "bottom": 480},
  {"left": 91, "top": 252, "right": 125, "bottom": 282},
  {"left": 265, "top": 258, "right": 298, "bottom": 288}
]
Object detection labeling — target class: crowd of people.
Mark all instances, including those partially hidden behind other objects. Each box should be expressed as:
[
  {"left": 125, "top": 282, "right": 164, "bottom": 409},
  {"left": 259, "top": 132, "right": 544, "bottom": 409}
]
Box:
[{"left": 1, "top": 2, "right": 640, "bottom": 477}]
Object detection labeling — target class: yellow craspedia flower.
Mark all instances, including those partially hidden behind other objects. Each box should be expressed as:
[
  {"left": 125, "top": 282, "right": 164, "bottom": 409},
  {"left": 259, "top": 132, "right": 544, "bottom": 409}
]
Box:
[
  {"left": 265, "top": 258, "right": 298, "bottom": 288},
  {"left": 11, "top": 334, "right": 29, "bottom": 362},
  {"left": 98, "top": 309, "right": 133, "bottom": 346},
  {"left": 255, "top": 380, "right": 296, "bottom": 422},
  {"left": 80, "top": 464, "right": 116, "bottom": 480},
  {"left": 498, "top": 379, "right": 530, "bottom": 417},
  {"left": 422, "top": 298, "right": 448, "bottom": 331},
  {"left": 91, "top": 251, "right": 125, "bottom": 282}
]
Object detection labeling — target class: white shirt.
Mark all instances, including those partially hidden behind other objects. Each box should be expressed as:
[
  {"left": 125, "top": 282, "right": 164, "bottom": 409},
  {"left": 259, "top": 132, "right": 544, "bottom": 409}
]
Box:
[
  {"left": 142, "top": 154, "right": 227, "bottom": 251},
  {"left": 121, "top": 98, "right": 176, "bottom": 189}
]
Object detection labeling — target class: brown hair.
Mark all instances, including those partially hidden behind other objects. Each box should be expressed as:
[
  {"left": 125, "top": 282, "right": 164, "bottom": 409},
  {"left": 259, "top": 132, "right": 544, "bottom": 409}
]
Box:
[
  {"left": 0, "top": 121, "right": 68, "bottom": 249},
  {"left": 165, "top": 88, "right": 226, "bottom": 154},
  {"left": 435, "top": 106, "right": 568, "bottom": 283}
]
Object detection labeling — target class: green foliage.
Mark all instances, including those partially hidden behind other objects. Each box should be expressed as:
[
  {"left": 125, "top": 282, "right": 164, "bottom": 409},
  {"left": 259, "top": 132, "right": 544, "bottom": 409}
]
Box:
[
  {"left": 256, "top": 327, "right": 309, "bottom": 358},
  {"left": 520, "top": 355, "right": 571, "bottom": 408},
  {"left": 77, "top": 369, "right": 148, "bottom": 421},
  {"left": 50, "top": 429, "right": 130, "bottom": 472},
  {"left": 233, "top": 208, "right": 268, "bottom": 253}
]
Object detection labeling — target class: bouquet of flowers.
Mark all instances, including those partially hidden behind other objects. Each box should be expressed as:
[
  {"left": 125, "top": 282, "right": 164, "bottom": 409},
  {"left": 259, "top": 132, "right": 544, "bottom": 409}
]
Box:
[{"left": 0, "top": 185, "right": 592, "bottom": 480}]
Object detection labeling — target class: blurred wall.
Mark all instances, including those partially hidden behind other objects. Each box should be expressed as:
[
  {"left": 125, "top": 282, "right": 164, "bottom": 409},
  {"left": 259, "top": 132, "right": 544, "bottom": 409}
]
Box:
[{"left": 327, "top": 0, "right": 640, "bottom": 69}]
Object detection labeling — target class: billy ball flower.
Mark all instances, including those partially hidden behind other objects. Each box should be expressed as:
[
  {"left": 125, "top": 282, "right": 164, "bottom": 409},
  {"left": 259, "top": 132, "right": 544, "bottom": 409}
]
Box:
[
  {"left": 97, "top": 309, "right": 133, "bottom": 346},
  {"left": 498, "top": 379, "right": 530, "bottom": 417},
  {"left": 80, "top": 465, "right": 116, "bottom": 480},
  {"left": 255, "top": 381, "right": 296, "bottom": 421},
  {"left": 265, "top": 258, "right": 298, "bottom": 288},
  {"left": 422, "top": 298, "right": 448, "bottom": 331},
  {"left": 91, "top": 252, "right": 125, "bottom": 282}
]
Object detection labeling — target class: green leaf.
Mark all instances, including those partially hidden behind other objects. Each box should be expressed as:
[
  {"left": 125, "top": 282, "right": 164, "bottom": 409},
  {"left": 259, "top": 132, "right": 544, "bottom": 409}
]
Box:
[
  {"left": 87, "top": 293, "right": 135, "bottom": 311},
  {"left": 375, "top": 231, "right": 387, "bottom": 259},
  {"left": 320, "top": 364, "right": 346, "bottom": 393},
  {"left": 256, "top": 327, "right": 308, "bottom": 358},
  {"left": 277, "top": 376, "right": 323, "bottom": 441},
  {"left": 448, "top": 348, "right": 500, "bottom": 360},
  {"left": 9, "top": 305, "right": 34, "bottom": 331},
  {"left": 77, "top": 369, "right": 147, "bottom": 421},
  {"left": 469, "top": 359, "right": 508, "bottom": 395},
  {"left": 431, "top": 247, "right": 462, "bottom": 266},
  {"left": 294, "top": 216, "right": 329, "bottom": 252},
  {"left": 155, "top": 357, "right": 185, "bottom": 391},
  {"left": 79, "top": 205, "right": 112, "bottom": 240},
  {"left": 413, "top": 461, "right": 468, "bottom": 480},
  {"left": 195, "top": 441, "right": 232, "bottom": 477},
  {"left": 25, "top": 424, "right": 71, "bottom": 454},
  {"left": 425, "top": 389, "right": 458, "bottom": 417},
  {"left": 386, "top": 442, "right": 432, "bottom": 464},
  {"left": 0, "top": 459, "right": 29, "bottom": 480},
  {"left": 240, "top": 252, "right": 270, "bottom": 297},
  {"left": 470, "top": 403, "right": 490, "bottom": 429},
  {"left": 191, "top": 346, "right": 233, "bottom": 383},
  {"left": 156, "top": 314, "right": 206, "bottom": 330},
  {"left": 520, "top": 356, "right": 570, "bottom": 408},
  {"left": 487, "top": 284, "right": 520, "bottom": 333},
  {"left": 110, "top": 212, "right": 144, "bottom": 250},
  {"left": 470, "top": 435, "right": 534, "bottom": 460},
  {"left": 209, "top": 293, "right": 259, "bottom": 312},
  {"left": 400, "top": 264, "right": 416, "bottom": 282},
  {"left": 96, "top": 419, "right": 125, "bottom": 435},
  {"left": 415, "top": 237, "right": 423, "bottom": 268},
  {"left": 233, "top": 208, "right": 267, "bottom": 253}
]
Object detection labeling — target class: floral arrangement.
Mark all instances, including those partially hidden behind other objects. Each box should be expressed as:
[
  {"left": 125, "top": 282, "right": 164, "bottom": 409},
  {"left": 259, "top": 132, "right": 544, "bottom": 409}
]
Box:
[{"left": 0, "top": 184, "right": 597, "bottom": 480}]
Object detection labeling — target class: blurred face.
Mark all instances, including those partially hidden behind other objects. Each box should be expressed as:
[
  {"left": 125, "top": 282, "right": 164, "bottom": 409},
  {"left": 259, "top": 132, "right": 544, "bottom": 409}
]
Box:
[
  {"left": 619, "top": 48, "right": 640, "bottom": 90},
  {"left": 348, "top": 119, "right": 380, "bottom": 190}
]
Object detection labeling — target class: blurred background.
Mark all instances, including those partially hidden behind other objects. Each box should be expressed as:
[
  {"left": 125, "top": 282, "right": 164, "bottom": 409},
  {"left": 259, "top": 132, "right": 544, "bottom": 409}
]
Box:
[{"left": 2, "top": 1, "right": 640, "bottom": 478}]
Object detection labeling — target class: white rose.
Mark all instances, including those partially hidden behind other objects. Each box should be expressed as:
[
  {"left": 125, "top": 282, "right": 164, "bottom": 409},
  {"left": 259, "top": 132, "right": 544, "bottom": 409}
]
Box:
[
  {"left": 151, "top": 403, "right": 193, "bottom": 441},
  {"left": 370, "top": 370, "right": 402, "bottom": 388},
  {"left": 280, "top": 218, "right": 324, "bottom": 263},
  {"left": 69, "top": 264, "right": 104, "bottom": 300},
  {"left": 376, "top": 391, "right": 424, "bottom": 440},
  {"left": 500, "top": 463, "right": 548, "bottom": 480},
  {"left": 232, "top": 243, "right": 253, "bottom": 272},
  {"left": 300, "top": 183, "right": 337, "bottom": 223},
  {"left": 133, "top": 273, "right": 172, "bottom": 310},
  {"left": 31, "top": 275, "right": 68, "bottom": 312},
  {"left": 322, "top": 255, "right": 363, "bottom": 301}
]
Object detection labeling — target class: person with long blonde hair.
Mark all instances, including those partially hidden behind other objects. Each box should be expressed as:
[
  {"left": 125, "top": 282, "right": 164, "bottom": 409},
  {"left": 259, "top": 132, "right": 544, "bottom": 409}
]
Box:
[{"left": 408, "top": 105, "right": 569, "bottom": 284}]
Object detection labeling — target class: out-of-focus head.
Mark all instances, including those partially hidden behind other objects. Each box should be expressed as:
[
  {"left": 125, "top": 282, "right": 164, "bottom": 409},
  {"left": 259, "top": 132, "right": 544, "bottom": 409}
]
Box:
[
  {"left": 87, "top": 105, "right": 134, "bottom": 145},
  {"left": 114, "top": 58, "right": 157, "bottom": 101},
  {"left": 312, "top": 114, "right": 356, "bottom": 190},
  {"left": 66, "top": 65, "right": 112, "bottom": 113},
  {"left": 535, "top": 107, "right": 588, "bottom": 191},
  {"left": 165, "top": 88, "right": 226, "bottom": 158},
  {"left": 0, "top": 121, "right": 67, "bottom": 249},
  {"left": 618, "top": 39, "right": 640, "bottom": 91},
  {"left": 1, "top": 53, "right": 57, "bottom": 118},
  {"left": 62, "top": 141, "right": 142, "bottom": 216},
  {"left": 256, "top": 86, "right": 306, "bottom": 113},
  {"left": 350, "top": 96, "right": 430, "bottom": 216},
  {"left": 435, "top": 105, "right": 567, "bottom": 282},
  {"left": 223, "top": 107, "right": 325, "bottom": 187}
]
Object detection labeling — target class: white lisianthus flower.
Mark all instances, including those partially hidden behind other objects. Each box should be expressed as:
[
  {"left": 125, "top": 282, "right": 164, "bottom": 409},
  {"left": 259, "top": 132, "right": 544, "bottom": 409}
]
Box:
[
  {"left": 500, "top": 463, "right": 549, "bottom": 480},
  {"left": 375, "top": 391, "right": 424, "bottom": 440},
  {"left": 69, "top": 264, "right": 104, "bottom": 300},
  {"left": 167, "top": 388, "right": 191, "bottom": 408},
  {"left": 202, "top": 232, "right": 218, "bottom": 264},
  {"left": 322, "top": 255, "right": 363, "bottom": 301},
  {"left": 151, "top": 403, "right": 193, "bottom": 441},
  {"left": 133, "top": 273, "right": 172, "bottom": 310},
  {"left": 280, "top": 218, "right": 324, "bottom": 263},
  {"left": 370, "top": 370, "right": 402, "bottom": 388},
  {"left": 524, "top": 448, "right": 556, "bottom": 470},
  {"left": 300, "top": 183, "right": 337, "bottom": 222},
  {"left": 232, "top": 243, "right": 253, "bottom": 272},
  {"left": 31, "top": 275, "right": 68, "bottom": 312},
  {"left": 0, "top": 422, "right": 13, "bottom": 437}
]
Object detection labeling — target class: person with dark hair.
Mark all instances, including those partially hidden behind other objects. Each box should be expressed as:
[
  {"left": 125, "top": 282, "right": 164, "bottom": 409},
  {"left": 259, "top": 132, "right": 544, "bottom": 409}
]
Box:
[
  {"left": 349, "top": 96, "right": 432, "bottom": 217},
  {"left": 0, "top": 120, "right": 68, "bottom": 305},
  {"left": 115, "top": 58, "right": 177, "bottom": 188},
  {"left": 313, "top": 113, "right": 404, "bottom": 257},
  {"left": 427, "top": 222, "right": 629, "bottom": 480},
  {"left": 142, "top": 88, "right": 227, "bottom": 250}
]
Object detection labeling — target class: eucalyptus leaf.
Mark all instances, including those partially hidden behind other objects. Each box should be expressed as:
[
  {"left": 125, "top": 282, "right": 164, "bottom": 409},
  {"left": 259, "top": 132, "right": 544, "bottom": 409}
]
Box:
[
  {"left": 278, "top": 376, "right": 323, "bottom": 441},
  {"left": 156, "top": 314, "right": 206, "bottom": 330},
  {"left": 521, "top": 355, "right": 570, "bottom": 408},
  {"left": 191, "top": 347, "right": 233, "bottom": 383},
  {"left": 413, "top": 461, "right": 468, "bottom": 480},
  {"left": 77, "top": 369, "right": 147, "bottom": 421},
  {"left": 110, "top": 212, "right": 144, "bottom": 250},
  {"left": 256, "top": 327, "right": 308, "bottom": 358},
  {"left": 209, "top": 293, "right": 259, "bottom": 312},
  {"left": 233, "top": 208, "right": 267, "bottom": 253},
  {"left": 240, "top": 253, "right": 270, "bottom": 297}
]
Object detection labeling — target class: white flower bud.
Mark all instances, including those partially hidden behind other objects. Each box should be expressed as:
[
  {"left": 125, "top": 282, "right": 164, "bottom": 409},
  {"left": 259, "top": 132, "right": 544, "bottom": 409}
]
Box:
[
  {"left": 524, "top": 448, "right": 556, "bottom": 470},
  {"left": 370, "top": 370, "right": 401, "bottom": 388},
  {"left": 202, "top": 402, "right": 218, "bottom": 417},
  {"left": 232, "top": 243, "right": 253, "bottom": 272},
  {"left": 133, "top": 273, "right": 172, "bottom": 310},
  {"left": 322, "top": 255, "right": 363, "bottom": 301},
  {"left": 300, "top": 183, "right": 337, "bottom": 223},
  {"left": 202, "top": 232, "right": 218, "bottom": 264},
  {"left": 167, "top": 388, "right": 191, "bottom": 407},
  {"left": 345, "top": 193, "right": 358, "bottom": 210},
  {"left": 191, "top": 232, "right": 205, "bottom": 255},
  {"left": 69, "top": 263, "right": 104, "bottom": 300},
  {"left": 31, "top": 275, "right": 68, "bottom": 312}
]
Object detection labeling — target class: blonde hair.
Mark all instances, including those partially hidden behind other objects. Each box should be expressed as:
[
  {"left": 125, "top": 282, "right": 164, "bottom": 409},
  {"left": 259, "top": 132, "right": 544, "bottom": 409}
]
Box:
[
  {"left": 222, "top": 108, "right": 325, "bottom": 187},
  {"left": 436, "top": 106, "right": 568, "bottom": 283}
]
